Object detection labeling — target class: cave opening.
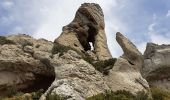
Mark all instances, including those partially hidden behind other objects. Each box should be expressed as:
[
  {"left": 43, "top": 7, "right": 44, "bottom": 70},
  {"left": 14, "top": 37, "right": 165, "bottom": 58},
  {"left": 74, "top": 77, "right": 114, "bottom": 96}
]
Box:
[{"left": 20, "top": 74, "right": 55, "bottom": 93}]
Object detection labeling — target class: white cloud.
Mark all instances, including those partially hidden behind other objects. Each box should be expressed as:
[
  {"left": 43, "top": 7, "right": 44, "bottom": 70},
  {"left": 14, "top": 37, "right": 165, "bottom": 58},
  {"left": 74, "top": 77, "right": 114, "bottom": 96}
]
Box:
[
  {"left": 0, "top": 0, "right": 127, "bottom": 57},
  {"left": 30, "top": 0, "right": 126, "bottom": 57},
  {"left": 148, "top": 20, "right": 170, "bottom": 45},
  {"left": 136, "top": 42, "right": 147, "bottom": 54},
  {"left": 1, "top": 0, "right": 14, "bottom": 9},
  {"left": 33, "top": 0, "right": 119, "bottom": 41},
  {"left": 148, "top": 23, "right": 156, "bottom": 32},
  {"left": 166, "top": 10, "right": 170, "bottom": 17}
]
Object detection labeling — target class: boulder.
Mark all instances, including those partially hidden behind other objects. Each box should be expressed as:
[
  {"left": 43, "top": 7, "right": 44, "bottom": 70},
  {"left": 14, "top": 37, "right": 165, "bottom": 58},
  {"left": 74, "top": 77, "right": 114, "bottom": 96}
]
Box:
[
  {"left": 0, "top": 34, "right": 55, "bottom": 96},
  {"left": 143, "top": 43, "right": 170, "bottom": 91}
]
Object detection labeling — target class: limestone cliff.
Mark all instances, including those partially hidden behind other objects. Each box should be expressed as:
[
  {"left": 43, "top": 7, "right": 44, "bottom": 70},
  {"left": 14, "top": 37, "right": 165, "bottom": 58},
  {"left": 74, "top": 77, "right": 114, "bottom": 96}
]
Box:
[{"left": 143, "top": 43, "right": 170, "bottom": 91}]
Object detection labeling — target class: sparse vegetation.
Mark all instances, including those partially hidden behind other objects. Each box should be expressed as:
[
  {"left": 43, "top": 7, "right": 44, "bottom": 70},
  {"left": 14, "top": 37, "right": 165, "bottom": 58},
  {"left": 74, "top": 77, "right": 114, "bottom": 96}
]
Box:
[
  {"left": 87, "top": 88, "right": 170, "bottom": 100},
  {"left": 2, "top": 87, "right": 170, "bottom": 100},
  {"left": 1, "top": 89, "right": 44, "bottom": 100},
  {"left": 92, "top": 58, "right": 117, "bottom": 75},
  {"left": 31, "top": 89, "right": 44, "bottom": 100},
  {"left": 46, "top": 93, "right": 65, "bottom": 100},
  {"left": 52, "top": 42, "right": 81, "bottom": 57},
  {"left": 6, "top": 86, "right": 19, "bottom": 97},
  {"left": 40, "top": 58, "right": 52, "bottom": 68},
  {"left": 0, "top": 36, "right": 15, "bottom": 45},
  {"left": 51, "top": 42, "right": 117, "bottom": 75},
  {"left": 151, "top": 87, "right": 170, "bottom": 100},
  {"left": 19, "top": 39, "right": 33, "bottom": 49},
  {"left": 35, "top": 44, "right": 40, "bottom": 48},
  {"left": 86, "top": 90, "right": 150, "bottom": 100}
]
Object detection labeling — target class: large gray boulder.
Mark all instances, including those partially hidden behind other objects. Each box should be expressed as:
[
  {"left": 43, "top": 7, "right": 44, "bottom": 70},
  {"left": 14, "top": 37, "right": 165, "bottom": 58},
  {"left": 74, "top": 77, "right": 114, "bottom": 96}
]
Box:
[{"left": 143, "top": 43, "right": 170, "bottom": 91}]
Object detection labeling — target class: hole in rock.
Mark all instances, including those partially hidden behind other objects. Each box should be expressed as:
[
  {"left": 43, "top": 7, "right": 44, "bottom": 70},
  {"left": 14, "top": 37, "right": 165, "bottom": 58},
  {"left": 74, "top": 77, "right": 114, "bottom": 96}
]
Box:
[
  {"left": 21, "top": 74, "right": 55, "bottom": 93},
  {"left": 78, "top": 24, "right": 98, "bottom": 51},
  {"left": 89, "top": 42, "right": 94, "bottom": 50}
]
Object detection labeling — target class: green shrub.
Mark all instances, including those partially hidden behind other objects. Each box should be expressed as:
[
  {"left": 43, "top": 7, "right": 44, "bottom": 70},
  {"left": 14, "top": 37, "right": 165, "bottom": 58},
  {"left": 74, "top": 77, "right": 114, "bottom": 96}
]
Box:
[
  {"left": 151, "top": 87, "right": 170, "bottom": 100},
  {"left": 46, "top": 93, "right": 64, "bottom": 100},
  {"left": 18, "top": 39, "right": 33, "bottom": 49},
  {"left": 6, "top": 85, "right": 23, "bottom": 98},
  {"left": 51, "top": 42, "right": 117, "bottom": 75},
  {"left": 93, "top": 58, "right": 117, "bottom": 75},
  {"left": 87, "top": 93, "right": 105, "bottom": 100},
  {"left": 86, "top": 90, "right": 150, "bottom": 100},
  {"left": 0, "top": 36, "right": 15, "bottom": 45},
  {"left": 40, "top": 58, "right": 52, "bottom": 67},
  {"left": 52, "top": 42, "right": 81, "bottom": 57},
  {"left": 6, "top": 86, "right": 18, "bottom": 97},
  {"left": 31, "top": 89, "right": 44, "bottom": 100},
  {"left": 135, "top": 91, "right": 149, "bottom": 100},
  {"left": 82, "top": 54, "right": 94, "bottom": 64}
]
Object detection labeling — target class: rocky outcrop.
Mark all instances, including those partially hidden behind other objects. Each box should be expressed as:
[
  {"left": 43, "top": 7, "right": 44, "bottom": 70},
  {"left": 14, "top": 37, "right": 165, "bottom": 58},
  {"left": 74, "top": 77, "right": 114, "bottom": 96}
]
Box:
[
  {"left": 40, "top": 50, "right": 110, "bottom": 100},
  {"left": 116, "top": 32, "right": 143, "bottom": 70},
  {"left": 143, "top": 43, "right": 170, "bottom": 91},
  {"left": 0, "top": 3, "right": 152, "bottom": 100},
  {"left": 105, "top": 32, "right": 149, "bottom": 94},
  {"left": 40, "top": 32, "right": 150, "bottom": 100},
  {"left": 54, "top": 3, "right": 112, "bottom": 60},
  {"left": 0, "top": 34, "right": 55, "bottom": 96}
]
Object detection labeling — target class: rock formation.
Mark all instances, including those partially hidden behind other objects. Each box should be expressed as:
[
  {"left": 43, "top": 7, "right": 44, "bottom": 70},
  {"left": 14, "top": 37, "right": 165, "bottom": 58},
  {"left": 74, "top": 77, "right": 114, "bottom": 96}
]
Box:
[
  {"left": 0, "top": 3, "right": 152, "bottom": 100},
  {"left": 105, "top": 32, "right": 149, "bottom": 94},
  {"left": 143, "top": 43, "right": 170, "bottom": 91},
  {"left": 40, "top": 50, "right": 110, "bottom": 100},
  {"left": 54, "top": 3, "right": 112, "bottom": 60},
  {"left": 0, "top": 34, "right": 55, "bottom": 96}
]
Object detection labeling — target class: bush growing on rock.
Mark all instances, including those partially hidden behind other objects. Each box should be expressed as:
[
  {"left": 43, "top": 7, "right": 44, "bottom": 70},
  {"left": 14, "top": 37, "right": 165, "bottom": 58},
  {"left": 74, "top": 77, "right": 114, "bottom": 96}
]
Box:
[
  {"left": 40, "top": 58, "right": 52, "bottom": 68},
  {"left": 52, "top": 42, "right": 81, "bottom": 57},
  {"left": 0, "top": 36, "right": 15, "bottom": 45},
  {"left": 93, "top": 58, "right": 117, "bottom": 75},
  {"left": 52, "top": 42, "right": 117, "bottom": 75},
  {"left": 151, "top": 87, "right": 170, "bottom": 100},
  {"left": 86, "top": 90, "right": 150, "bottom": 100},
  {"left": 46, "top": 93, "right": 65, "bottom": 100},
  {"left": 1, "top": 89, "right": 44, "bottom": 100}
]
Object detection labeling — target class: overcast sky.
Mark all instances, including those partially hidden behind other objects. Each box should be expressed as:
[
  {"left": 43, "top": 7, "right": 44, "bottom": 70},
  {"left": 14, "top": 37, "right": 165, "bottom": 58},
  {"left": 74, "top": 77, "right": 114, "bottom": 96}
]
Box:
[{"left": 0, "top": 0, "right": 170, "bottom": 57}]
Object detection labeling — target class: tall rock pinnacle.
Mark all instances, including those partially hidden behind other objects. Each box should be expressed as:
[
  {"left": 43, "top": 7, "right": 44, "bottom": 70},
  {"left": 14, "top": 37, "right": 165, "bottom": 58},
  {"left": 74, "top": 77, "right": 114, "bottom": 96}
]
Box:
[{"left": 54, "top": 3, "right": 112, "bottom": 60}]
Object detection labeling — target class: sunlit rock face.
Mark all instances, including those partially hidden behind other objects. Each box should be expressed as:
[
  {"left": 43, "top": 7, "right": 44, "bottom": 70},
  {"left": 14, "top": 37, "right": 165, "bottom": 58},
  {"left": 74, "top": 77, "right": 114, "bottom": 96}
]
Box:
[
  {"left": 105, "top": 32, "right": 149, "bottom": 94},
  {"left": 54, "top": 3, "right": 112, "bottom": 60},
  {"left": 143, "top": 43, "right": 170, "bottom": 91}
]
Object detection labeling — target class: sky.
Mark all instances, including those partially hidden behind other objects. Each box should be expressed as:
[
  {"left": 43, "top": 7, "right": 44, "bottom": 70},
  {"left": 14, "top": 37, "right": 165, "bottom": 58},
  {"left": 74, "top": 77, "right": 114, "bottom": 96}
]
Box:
[{"left": 0, "top": 0, "right": 170, "bottom": 57}]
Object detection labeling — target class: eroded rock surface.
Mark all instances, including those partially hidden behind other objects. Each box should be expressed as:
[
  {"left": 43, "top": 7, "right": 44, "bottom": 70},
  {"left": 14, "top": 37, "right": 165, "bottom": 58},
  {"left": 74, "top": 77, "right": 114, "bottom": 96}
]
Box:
[
  {"left": 55, "top": 3, "right": 112, "bottom": 60},
  {"left": 143, "top": 43, "right": 170, "bottom": 91},
  {"left": 40, "top": 50, "right": 110, "bottom": 100},
  {"left": 105, "top": 32, "right": 149, "bottom": 94},
  {"left": 0, "top": 34, "right": 55, "bottom": 96}
]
